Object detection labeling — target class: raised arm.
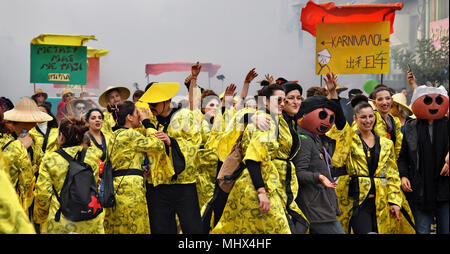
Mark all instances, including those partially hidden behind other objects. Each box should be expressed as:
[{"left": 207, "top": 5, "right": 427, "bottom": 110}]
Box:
[
  {"left": 238, "top": 68, "right": 258, "bottom": 105},
  {"left": 189, "top": 62, "right": 202, "bottom": 111}
]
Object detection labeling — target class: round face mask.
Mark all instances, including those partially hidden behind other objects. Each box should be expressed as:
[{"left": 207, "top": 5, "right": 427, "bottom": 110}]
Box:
[
  {"left": 298, "top": 107, "right": 335, "bottom": 135},
  {"left": 411, "top": 94, "right": 449, "bottom": 120}
]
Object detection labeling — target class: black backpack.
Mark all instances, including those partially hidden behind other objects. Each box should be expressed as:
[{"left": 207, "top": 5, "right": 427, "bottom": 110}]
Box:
[{"left": 53, "top": 148, "right": 103, "bottom": 222}]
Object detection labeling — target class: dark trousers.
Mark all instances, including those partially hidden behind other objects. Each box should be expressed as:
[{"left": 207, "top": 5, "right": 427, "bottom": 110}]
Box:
[
  {"left": 146, "top": 183, "right": 202, "bottom": 234},
  {"left": 351, "top": 197, "right": 378, "bottom": 234}
]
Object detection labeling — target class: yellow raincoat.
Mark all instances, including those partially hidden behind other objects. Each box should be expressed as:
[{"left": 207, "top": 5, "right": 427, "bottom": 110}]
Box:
[
  {"left": 103, "top": 127, "right": 168, "bottom": 234},
  {"left": 33, "top": 145, "right": 104, "bottom": 234},
  {"left": 194, "top": 108, "right": 225, "bottom": 213},
  {"left": 0, "top": 137, "right": 40, "bottom": 217},
  {"left": 328, "top": 123, "right": 415, "bottom": 234},
  {"left": 210, "top": 111, "right": 295, "bottom": 234},
  {"left": 29, "top": 126, "right": 59, "bottom": 154},
  {"left": 149, "top": 108, "right": 202, "bottom": 185},
  {"left": 272, "top": 114, "right": 308, "bottom": 228},
  {"left": 373, "top": 111, "right": 403, "bottom": 159},
  {"left": 0, "top": 150, "right": 36, "bottom": 234},
  {"left": 101, "top": 111, "right": 115, "bottom": 135}
]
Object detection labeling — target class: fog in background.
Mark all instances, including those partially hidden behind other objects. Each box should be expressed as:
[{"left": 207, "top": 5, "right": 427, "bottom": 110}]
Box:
[{"left": 1, "top": 0, "right": 406, "bottom": 104}]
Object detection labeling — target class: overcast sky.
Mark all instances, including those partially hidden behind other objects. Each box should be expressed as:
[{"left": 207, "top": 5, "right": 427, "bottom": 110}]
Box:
[{"left": 0, "top": 0, "right": 408, "bottom": 104}]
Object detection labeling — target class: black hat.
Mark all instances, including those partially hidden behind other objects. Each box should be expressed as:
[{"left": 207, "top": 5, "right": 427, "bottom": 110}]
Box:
[
  {"left": 282, "top": 82, "right": 303, "bottom": 96},
  {"left": 298, "top": 95, "right": 339, "bottom": 117}
]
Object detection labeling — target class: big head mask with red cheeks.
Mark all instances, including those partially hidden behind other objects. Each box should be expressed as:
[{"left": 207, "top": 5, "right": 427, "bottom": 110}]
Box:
[
  {"left": 410, "top": 85, "right": 449, "bottom": 120},
  {"left": 298, "top": 108, "right": 335, "bottom": 135}
]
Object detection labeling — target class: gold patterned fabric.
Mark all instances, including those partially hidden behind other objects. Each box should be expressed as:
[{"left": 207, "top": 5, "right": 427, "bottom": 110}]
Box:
[
  {"left": 33, "top": 146, "right": 104, "bottom": 234},
  {"left": 103, "top": 127, "right": 167, "bottom": 234},
  {"left": 328, "top": 123, "right": 415, "bottom": 234},
  {"left": 210, "top": 111, "right": 294, "bottom": 234},
  {"left": 272, "top": 116, "right": 308, "bottom": 226},
  {"left": 0, "top": 137, "right": 39, "bottom": 217},
  {"left": 0, "top": 150, "right": 36, "bottom": 234},
  {"left": 194, "top": 109, "right": 223, "bottom": 214},
  {"left": 149, "top": 108, "right": 202, "bottom": 185},
  {"left": 372, "top": 111, "right": 403, "bottom": 159},
  {"left": 29, "top": 127, "right": 59, "bottom": 154},
  {"left": 101, "top": 111, "right": 115, "bottom": 135}
]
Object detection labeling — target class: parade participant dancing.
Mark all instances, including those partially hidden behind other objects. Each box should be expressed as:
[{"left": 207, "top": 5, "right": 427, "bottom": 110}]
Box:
[{"left": 328, "top": 95, "right": 415, "bottom": 234}]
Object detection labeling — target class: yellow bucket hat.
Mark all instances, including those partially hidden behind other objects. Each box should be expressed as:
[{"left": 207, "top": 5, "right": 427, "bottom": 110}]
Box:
[{"left": 139, "top": 82, "right": 180, "bottom": 103}]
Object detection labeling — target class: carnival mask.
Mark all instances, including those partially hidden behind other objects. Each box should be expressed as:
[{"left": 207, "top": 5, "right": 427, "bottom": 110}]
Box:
[
  {"left": 298, "top": 107, "right": 335, "bottom": 135},
  {"left": 411, "top": 86, "right": 449, "bottom": 120}
]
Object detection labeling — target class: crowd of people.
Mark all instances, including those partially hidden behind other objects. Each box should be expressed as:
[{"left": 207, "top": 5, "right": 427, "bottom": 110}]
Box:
[{"left": 0, "top": 62, "right": 448, "bottom": 235}]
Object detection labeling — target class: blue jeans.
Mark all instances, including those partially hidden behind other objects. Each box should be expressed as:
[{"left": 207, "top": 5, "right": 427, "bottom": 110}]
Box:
[
  {"left": 309, "top": 220, "right": 345, "bottom": 234},
  {"left": 412, "top": 201, "right": 449, "bottom": 234}
]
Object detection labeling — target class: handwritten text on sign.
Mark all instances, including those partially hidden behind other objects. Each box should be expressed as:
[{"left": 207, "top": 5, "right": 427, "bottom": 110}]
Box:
[
  {"left": 30, "top": 44, "right": 87, "bottom": 84},
  {"left": 316, "top": 21, "right": 390, "bottom": 75}
]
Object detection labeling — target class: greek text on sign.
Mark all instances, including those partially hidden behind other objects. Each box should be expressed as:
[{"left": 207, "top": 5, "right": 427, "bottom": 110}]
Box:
[
  {"left": 48, "top": 73, "right": 70, "bottom": 81},
  {"left": 30, "top": 44, "right": 87, "bottom": 84},
  {"left": 316, "top": 21, "right": 390, "bottom": 75}
]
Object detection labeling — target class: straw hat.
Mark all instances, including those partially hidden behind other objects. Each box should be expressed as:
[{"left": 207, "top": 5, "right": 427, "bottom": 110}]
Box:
[
  {"left": 62, "top": 88, "right": 74, "bottom": 97},
  {"left": 392, "top": 93, "right": 413, "bottom": 116},
  {"left": 139, "top": 82, "right": 179, "bottom": 104},
  {"left": 3, "top": 97, "right": 52, "bottom": 123},
  {"left": 31, "top": 88, "right": 48, "bottom": 100},
  {"left": 98, "top": 86, "right": 130, "bottom": 107}
]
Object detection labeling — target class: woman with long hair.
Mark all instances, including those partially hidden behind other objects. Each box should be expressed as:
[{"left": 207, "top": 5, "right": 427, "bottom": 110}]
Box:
[{"left": 369, "top": 86, "right": 403, "bottom": 159}]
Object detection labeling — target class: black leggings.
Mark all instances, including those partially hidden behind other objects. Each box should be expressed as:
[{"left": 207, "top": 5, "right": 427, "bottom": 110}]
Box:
[
  {"left": 351, "top": 197, "right": 378, "bottom": 234},
  {"left": 146, "top": 183, "right": 202, "bottom": 234}
]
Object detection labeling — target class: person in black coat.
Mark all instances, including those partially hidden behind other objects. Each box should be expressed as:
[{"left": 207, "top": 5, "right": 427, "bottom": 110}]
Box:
[
  {"left": 398, "top": 85, "right": 449, "bottom": 234},
  {"left": 294, "top": 73, "right": 347, "bottom": 234}
]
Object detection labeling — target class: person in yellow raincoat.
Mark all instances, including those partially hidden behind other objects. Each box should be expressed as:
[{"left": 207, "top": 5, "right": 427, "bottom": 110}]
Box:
[
  {"left": 210, "top": 84, "right": 304, "bottom": 234},
  {"left": 29, "top": 103, "right": 59, "bottom": 154},
  {"left": 140, "top": 81, "right": 203, "bottom": 234},
  {"left": 1, "top": 97, "right": 52, "bottom": 219},
  {"left": 83, "top": 109, "right": 113, "bottom": 181},
  {"left": 328, "top": 95, "right": 415, "bottom": 234},
  {"left": 369, "top": 86, "right": 403, "bottom": 159},
  {"left": 33, "top": 117, "right": 104, "bottom": 234},
  {"left": 98, "top": 86, "right": 130, "bottom": 135},
  {"left": 0, "top": 149, "right": 36, "bottom": 234},
  {"left": 193, "top": 89, "right": 222, "bottom": 213},
  {"left": 103, "top": 101, "right": 169, "bottom": 234}
]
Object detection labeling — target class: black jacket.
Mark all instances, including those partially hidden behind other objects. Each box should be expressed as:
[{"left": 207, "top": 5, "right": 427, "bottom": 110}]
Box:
[
  {"left": 294, "top": 127, "right": 340, "bottom": 223},
  {"left": 398, "top": 117, "right": 449, "bottom": 208}
]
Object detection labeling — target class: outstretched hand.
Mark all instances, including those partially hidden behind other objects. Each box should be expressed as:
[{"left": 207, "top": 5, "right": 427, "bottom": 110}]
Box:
[{"left": 245, "top": 68, "right": 258, "bottom": 83}]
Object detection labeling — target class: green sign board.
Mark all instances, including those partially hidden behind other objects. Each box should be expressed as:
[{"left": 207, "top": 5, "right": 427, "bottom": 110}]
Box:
[{"left": 30, "top": 44, "right": 87, "bottom": 84}]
